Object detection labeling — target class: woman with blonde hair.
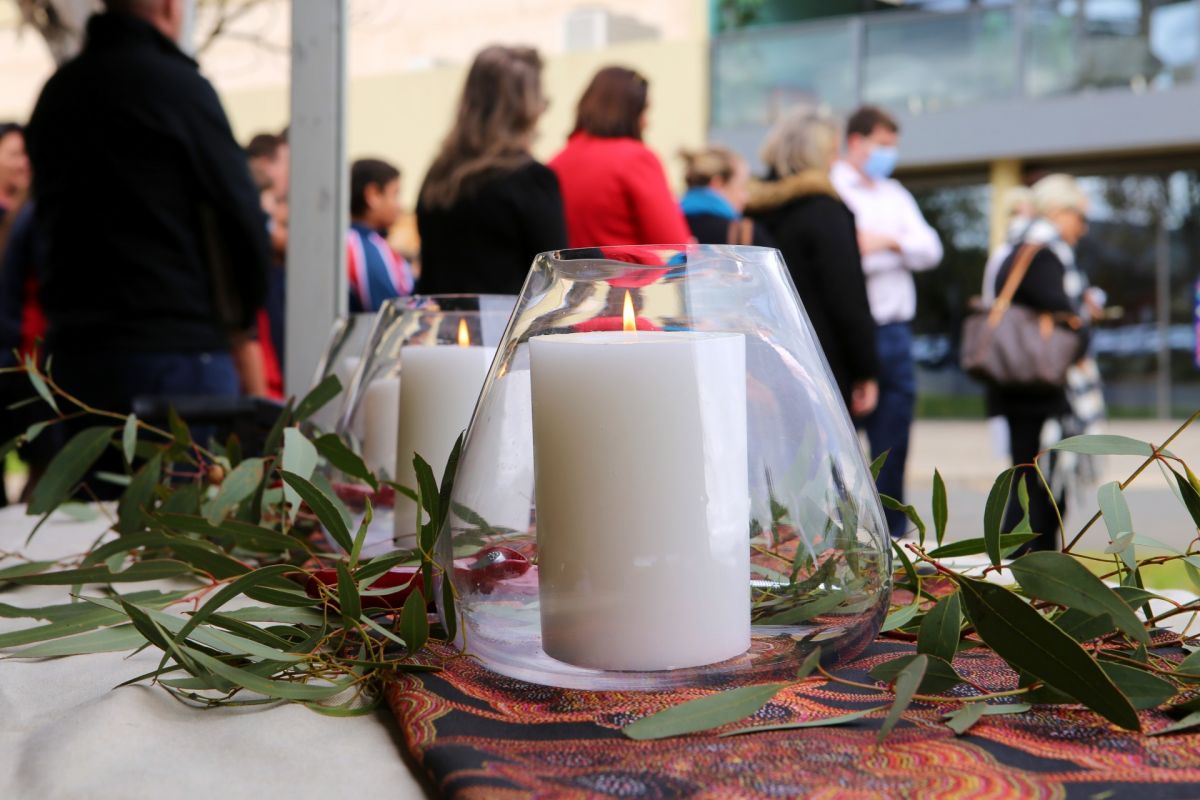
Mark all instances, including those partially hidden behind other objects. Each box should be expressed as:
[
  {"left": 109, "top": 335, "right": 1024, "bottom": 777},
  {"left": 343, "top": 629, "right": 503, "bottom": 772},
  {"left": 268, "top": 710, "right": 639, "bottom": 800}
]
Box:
[
  {"left": 678, "top": 146, "right": 770, "bottom": 246},
  {"left": 417, "top": 45, "right": 566, "bottom": 294},
  {"left": 746, "top": 105, "right": 878, "bottom": 417}
]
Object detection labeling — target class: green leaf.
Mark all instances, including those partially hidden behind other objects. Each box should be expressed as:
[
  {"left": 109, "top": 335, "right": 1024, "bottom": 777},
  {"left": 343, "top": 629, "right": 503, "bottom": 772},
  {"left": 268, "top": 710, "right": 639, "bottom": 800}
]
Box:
[
  {"left": 1055, "top": 609, "right": 1117, "bottom": 643},
  {"left": 944, "top": 702, "right": 986, "bottom": 736},
  {"left": 871, "top": 653, "right": 962, "bottom": 694},
  {"left": 890, "top": 539, "right": 918, "bottom": 588},
  {"left": 878, "top": 654, "right": 926, "bottom": 742},
  {"left": 440, "top": 570, "right": 457, "bottom": 642},
  {"left": 1050, "top": 434, "right": 1157, "bottom": 457},
  {"left": 1150, "top": 710, "right": 1200, "bottom": 736},
  {"left": 155, "top": 513, "right": 309, "bottom": 556},
  {"left": 122, "top": 413, "right": 138, "bottom": 465},
  {"left": 2, "top": 560, "right": 193, "bottom": 585},
  {"left": 282, "top": 429, "right": 318, "bottom": 523},
  {"left": 10, "top": 624, "right": 146, "bottom": 658},
  {"left": 0, "top": 560, "right": 59, "bottom": 581},
  {"left": 413, "top": 453, "right": 440, "bottom": 544},
  {"left": 437, "top": 433, "right": 464, "bottom": 528},
  {"left": 1098, "top": 482, "right": 1136, "bottom": 572},
  {"left": 313, "top": 433, "right": 378, "bottom": 490},
  {"left": 294, "top": 374, "right": 342, "bottom": 423},
  {"left": 336, "top": 560, "right": 361, "bottom": 624},
  {"left": 1168, "top": 468, "right": 1200, "bottom": 532},
  {"left": 24, "top": 358, "right": 59, "bottom": 413},
  {"left": 983, "top": 468, "right": 1014, "bottom": 567},
  {"left": 167, "top": 564, "right": 297, "bottom": 650},
  {"left": 167, "top": 406, "right": 192, "bottom": 449},
  {"left": 954, "top": 574, "right": 1140, "bottom": 731},
  {"left": 722, "top": 706, "right": 887, "bottom": 737},
  {"left": 932, "top": 469, "right": 948, "bottom": 546},
  {"left": 622, "top": 681, "right": 789, "bottom": 740},
  {"left": 881, "top": 601, "right": 921, "bottom": 633},
  {"left": 280, "top": 470, "right": 353, "bottom": 553},
  {"left": 349, "top": 498, "right": 372, "bottom": 568},
  {"left": 1098, "top": 662, "right": 1175, "bottom": 710},
  {"left": 1009, "top": 551, "right": 1149, "bottom": 645},
  {"left": 182, "top": 647, "right": 349, "bottom": 700},
  {"left": 928, "top": 533, "right": 1037, "bottom": 559},
  {"left": 917, "top": 592, "right": 961, "bottom": 662},
  {"left": 205, "top": 457, "right": 265, "bottom": 526},
  {"left": 869, "top": 450, "right": 889, "bottom": 481},
  {"left": 757, "top": 590, "right": 845, "bottom": 625},
  {"left": 22, "top": 419, "right": 52, "bottom": 445},
  {"left": 28, "top": 426, "right": 116, "bottom": 514},
  {"left": 398, "top": 590, "right": 428, "bottom": 652},
  {"left": 880, "top": 495, "right": 926, "bottom": 544},
  {"left": 795, "top": 646, "right": 822, "bottom": 679},
  {"left": 116, "top": 453, "right": 162, "bottom": 534}
]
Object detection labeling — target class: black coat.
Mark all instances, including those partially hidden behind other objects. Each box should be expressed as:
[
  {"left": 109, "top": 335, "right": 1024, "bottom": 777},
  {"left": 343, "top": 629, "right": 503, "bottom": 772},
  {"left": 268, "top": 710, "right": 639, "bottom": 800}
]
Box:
[
  {"left": 416, "top": 161, "right": 567, "bottom": 296},
  {"left": 684, "top": 212, "right": 775, "bottom": 247},
  {"left": 985, "top": 247, "right": 1074, "bottom": 418},
  {"left": 747, "top": 173, "right": 878, "bottom": 406},
  {"left": 26, "top": 13, "right": 269, "bottom": 353}
]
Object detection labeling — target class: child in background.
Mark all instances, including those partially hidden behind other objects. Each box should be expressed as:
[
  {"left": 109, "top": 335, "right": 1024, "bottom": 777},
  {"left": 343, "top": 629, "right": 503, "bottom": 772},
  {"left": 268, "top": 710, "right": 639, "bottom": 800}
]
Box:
[{"left": 347, "top": 159, "right": 414, "bottom": 312}]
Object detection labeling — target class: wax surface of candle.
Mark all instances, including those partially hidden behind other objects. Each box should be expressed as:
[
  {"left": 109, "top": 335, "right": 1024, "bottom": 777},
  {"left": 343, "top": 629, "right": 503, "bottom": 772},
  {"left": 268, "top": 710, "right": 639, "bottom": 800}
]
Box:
[
  {"left": 359, "top": 375, "right": 399, "bottom": 476},
  {"left": 393, "top": 345, "right": 493, "bottom": 542},
  {"left": 530, "top": 330, "right": 750, "bottom": 671}
]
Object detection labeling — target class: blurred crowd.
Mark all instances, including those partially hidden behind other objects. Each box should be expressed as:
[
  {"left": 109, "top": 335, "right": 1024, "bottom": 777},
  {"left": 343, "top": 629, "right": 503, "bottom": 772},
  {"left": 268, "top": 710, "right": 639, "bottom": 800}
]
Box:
[{"left": 0, "top": 0, "right": 1103, "bottom": 551}]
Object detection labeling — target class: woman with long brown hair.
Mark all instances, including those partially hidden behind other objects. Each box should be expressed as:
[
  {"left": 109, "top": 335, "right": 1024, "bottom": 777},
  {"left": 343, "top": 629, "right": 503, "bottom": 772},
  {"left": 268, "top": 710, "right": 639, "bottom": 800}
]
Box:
[
  {"left": 416, "top": 45, "right": 566, "bottom": 295},
  {"left": 550, "top": 66, "right": 690, "bottom": 247}
]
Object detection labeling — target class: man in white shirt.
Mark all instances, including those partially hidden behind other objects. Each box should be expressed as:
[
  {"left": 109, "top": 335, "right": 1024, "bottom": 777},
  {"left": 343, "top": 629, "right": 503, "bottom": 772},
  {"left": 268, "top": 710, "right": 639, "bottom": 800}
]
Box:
[{"left": 831, "top": 106, "right": 942, "bottom": 539}]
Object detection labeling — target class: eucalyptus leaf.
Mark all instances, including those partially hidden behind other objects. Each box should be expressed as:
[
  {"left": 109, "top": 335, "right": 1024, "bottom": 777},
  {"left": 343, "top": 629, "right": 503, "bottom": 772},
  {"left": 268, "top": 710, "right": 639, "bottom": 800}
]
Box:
[
  {"left": 871, "top": 653, "right": 961, "bottom": 694},
  {"left": 880, "top": 495, "right": 926, "bottom": 544},
  {"left": 878, "top": 654, "right": 926, "bottom": 742},
  {"left": 869, "top": 450, "right": 888, "bottom": 481},
  {"left": 313, "top": 433, "right": 377, "bottom": 490},
  {"left": 117, "top": 453, "right": 162, "bottom": 534},
  {"left": 954, "top": 574, "right": 1140, "bottom": 731},
  {"left": 917, "top": 591, "right": 961, "bottom": 662},
  {"left": 932, "top": 469, "right": 948, "bottom": 547},
  {"left": 122, "top": 413, "right": 138, "bottom": 465},
  {"left": 1150, "top": 710, "right": 1200, "bottom": 737},
  {"left": 890, "top": 539, "right": 918, "bottom": 589},
  {"left": 1050, "top": 434, "right": 1157, "bottom": 457},
  {"left": 10, "top": 624, "right": 146, "bottom": 658},
  {"left": 282, "top": 429, "right": 319, "bottom": 523},
  {"left": 757, "top": 590, "right": 845, "bottom": 625},
  {"left": 721, "top": 706, "right": 887, "bottom": 737},
  {"left": 336, "top": 561, "right": 361, "bottom": 624},
  {"left": 24, "top": 357, "right": 59, "bottom": 413},
  {"left": 281, "top": 471, "right": 354, "bottom": 553},
  {"left": 1008, "top": 551, "right": 1149, "bottom": 645},
  {"left": 983, "top": 468, "right": 1014, "bottom": 567},
  {"left": 1, "top": 560, "right": 193, "bottom": 586},
  {"left": 927, "top": 533, "right": 1036, "bottom": 560},
  {"left": 622, "top": 681, "right": 789, "bottom": 740},
  {"left": 183, "top": 647, "right": 350, "bottom": 701},
  {"left": 28, "top": 426, "right": 116, "bottom": 515},
  {"left": 881, "top": 601, "right": 922, "bottom": 633},
  {"left": 205, "top": 457, "right": 265, "bottom": 526},
  {"left": 167, "top": 406, "right": 192, "bottom": 449},
  {"left": 944, "top": 702, "right": 986, "bottom": 735},
  {"left": 1098, "top": 661, "right": 1175, "bottom": 710},
  {"left": 1098, "top": 482, "right": 1136, "bottom": 572},
  {"left": 294, "top": 374, "right": 342, "bottom": 423},
  {"left": 398, "top": 590, "right": 428, "bottom": 653},
  {"left": 1055, "top": 609, "right": 1117, "bottom": 643}
]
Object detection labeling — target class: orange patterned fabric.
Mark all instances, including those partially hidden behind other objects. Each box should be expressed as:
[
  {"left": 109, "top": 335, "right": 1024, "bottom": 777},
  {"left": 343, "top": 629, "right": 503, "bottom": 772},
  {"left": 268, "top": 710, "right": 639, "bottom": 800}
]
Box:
[{"left": 386, "top": 639, "right": 1200, "bottom": 798}]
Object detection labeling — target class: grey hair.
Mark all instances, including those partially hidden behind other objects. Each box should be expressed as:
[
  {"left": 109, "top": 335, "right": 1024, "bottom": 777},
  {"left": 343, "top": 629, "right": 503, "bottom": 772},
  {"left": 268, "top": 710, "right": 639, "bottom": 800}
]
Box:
[
  {"left": 759, "top": 104, "right": 841, "bottom": 178},
  {"left": 1032, "top": 173, "right": 1088, "bottom": 215}
]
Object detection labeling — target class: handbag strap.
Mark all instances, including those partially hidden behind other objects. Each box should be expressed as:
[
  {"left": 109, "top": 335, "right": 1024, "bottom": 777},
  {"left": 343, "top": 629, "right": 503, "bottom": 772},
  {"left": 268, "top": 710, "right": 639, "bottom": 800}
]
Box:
[{"left": 987, "top": 243, "right": 1042, "bottom": 327}]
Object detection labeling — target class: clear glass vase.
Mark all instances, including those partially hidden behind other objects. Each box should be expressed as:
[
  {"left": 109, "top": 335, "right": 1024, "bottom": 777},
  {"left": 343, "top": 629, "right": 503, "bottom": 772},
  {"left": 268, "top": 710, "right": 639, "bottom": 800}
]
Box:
[
  {"left": 329, "top": 295, "right": 517, "bottom": 554},
  {"left": 306, "top": 312, "right": 376, "bottom": 434},
  {"left": 437, "top": 245, "right": 892, "bottom": 690}
]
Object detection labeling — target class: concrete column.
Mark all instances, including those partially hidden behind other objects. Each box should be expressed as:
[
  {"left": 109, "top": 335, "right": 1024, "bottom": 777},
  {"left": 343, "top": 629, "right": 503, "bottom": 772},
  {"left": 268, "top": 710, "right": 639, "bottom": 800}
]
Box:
[
  {"left": 988, "top": 158, "right": 1023, "bottom": 252},
  {"left": 285, "top": 3, "right": 349, "bottom": 399}
]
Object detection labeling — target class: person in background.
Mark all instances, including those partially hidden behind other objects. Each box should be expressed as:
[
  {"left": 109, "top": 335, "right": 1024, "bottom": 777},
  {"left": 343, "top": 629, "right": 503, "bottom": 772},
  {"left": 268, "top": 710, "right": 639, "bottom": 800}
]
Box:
[
  {"left": 678, "top": 146, "right": 771, "bottom": 246},
  {"left": 348, "top": 158, "right": 413, "bottom": 312},
  {"left": 988, "top": 174, "right": 1098, "bottom": 554},
  {"left": 417, "top": 45, "right": 564, "bottom": 295},
  {"left": 550, "top": 65, "right": 690, "bottom": 247},
  {"left": 981, "top": 186, "right": 1036, "bottom": 308},
  {"left": 244, "top": 132, "right": 288, "bottom": 399},
  {"left": 25, "top": 0, "right": 269, "bottom": 494},
  {"left": 745, "top": 105, "right": 878, "bottom": 416},
  {"left": 0, "top": 123, "right": 30, "bottom": 223},
  {"left": 831, "top": 105, "right": 943, "bottom": 539}
]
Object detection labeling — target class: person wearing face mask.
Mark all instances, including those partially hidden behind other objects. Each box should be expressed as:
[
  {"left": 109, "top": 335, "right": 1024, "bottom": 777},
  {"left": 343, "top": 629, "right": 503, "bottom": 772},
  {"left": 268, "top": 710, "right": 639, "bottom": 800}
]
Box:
[
  {"left": 831, "top": 106, "right": 943, "bottom": 539},
  {"left": 25, "top": 0, "right": 269, "bottom": 495},
  {"left": 678, "top": 146, "right": 772, "bottom": 246}
]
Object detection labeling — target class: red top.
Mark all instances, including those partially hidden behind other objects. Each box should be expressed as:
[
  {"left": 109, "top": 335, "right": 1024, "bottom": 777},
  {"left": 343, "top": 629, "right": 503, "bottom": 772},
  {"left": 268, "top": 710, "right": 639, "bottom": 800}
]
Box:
[{"left": 549, "top": 133, "right": 691, "bottom": 248}]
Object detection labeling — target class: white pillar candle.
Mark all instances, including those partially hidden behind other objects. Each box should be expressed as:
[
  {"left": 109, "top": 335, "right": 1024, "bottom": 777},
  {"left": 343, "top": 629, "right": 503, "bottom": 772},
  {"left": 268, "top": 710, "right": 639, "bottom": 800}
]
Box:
[
  {"left": 530, "top": 330, "right": 750, "bottom": 671},
  {"left": 393, "top": 345, "right": 493, "bottom": 543},
  {"left": 359, "top": 375, "right": 400, "bottom": 477}
]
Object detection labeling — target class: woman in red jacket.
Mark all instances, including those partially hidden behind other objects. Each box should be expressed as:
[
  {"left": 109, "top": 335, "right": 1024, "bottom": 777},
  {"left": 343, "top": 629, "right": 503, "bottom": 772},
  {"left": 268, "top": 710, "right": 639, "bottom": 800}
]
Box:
[{"left": 550, "top": 66, "right": 691, "bottom": 247}]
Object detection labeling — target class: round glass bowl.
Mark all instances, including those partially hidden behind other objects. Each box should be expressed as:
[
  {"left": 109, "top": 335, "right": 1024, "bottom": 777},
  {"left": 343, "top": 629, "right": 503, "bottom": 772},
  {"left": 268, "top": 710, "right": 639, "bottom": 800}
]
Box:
[
  {"left": 437, "top": 245, "right": 892, "bottom": 690},
  {"left": 329, "top": 295, "right": 516, "bottom": 553}
]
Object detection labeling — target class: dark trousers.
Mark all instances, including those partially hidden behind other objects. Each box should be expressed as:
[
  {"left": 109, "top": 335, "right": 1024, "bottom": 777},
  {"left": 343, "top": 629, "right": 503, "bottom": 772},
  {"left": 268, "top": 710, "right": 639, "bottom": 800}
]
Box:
[
  {"left": 51, "top": 350, "right": 239, "bottom": 499},
  {"left": 1003, "top": 413, "right": 1063, "bottom": 553},
  {"left": 863, "top": 322, "right": 916, "bottom": 538}
]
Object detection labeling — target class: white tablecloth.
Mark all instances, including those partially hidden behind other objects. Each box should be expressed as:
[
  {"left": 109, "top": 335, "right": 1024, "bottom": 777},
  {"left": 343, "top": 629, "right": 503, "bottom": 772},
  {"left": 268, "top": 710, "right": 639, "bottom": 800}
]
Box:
[{"left": 0, "top": 506, "right": 429, "bottom": 800}]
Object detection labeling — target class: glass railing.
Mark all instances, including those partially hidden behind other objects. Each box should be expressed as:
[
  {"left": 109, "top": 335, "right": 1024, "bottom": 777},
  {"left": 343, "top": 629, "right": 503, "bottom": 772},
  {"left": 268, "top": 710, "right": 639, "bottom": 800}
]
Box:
[{"left": 710, "top": 1, "right": 1199, "bottom": 128}]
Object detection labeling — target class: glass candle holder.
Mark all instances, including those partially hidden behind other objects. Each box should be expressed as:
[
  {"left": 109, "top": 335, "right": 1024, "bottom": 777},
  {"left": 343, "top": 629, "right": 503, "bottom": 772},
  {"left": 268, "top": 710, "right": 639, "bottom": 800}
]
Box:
[
  {"left": 306, "top": 312, "right": 376, "bottom": 434},
  {"left": 329, "top": 295, "right": 516, "bottom": 553},
  {"left": 437, "top": 245, "right": 892, "bottom": 690}
]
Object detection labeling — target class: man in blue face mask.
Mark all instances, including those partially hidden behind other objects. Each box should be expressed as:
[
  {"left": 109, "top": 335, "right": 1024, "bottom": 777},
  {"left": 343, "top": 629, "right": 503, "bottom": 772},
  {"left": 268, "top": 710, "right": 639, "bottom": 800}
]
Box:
[{"left": 831, "top": 106, "right": 943, "bottom": 539}]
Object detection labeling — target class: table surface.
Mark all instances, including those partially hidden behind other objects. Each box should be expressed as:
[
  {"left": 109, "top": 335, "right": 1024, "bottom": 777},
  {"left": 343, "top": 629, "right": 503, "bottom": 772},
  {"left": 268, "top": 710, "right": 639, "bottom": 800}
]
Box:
[{"left": 0, "top": 505, "right": 432, "bottom": 800}]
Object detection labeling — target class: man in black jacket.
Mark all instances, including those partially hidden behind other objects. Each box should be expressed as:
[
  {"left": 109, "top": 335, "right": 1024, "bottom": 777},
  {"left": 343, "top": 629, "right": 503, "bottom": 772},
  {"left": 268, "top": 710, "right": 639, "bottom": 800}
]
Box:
[{"left": 25, "top": 0, "right": 269, "bottom": 424}]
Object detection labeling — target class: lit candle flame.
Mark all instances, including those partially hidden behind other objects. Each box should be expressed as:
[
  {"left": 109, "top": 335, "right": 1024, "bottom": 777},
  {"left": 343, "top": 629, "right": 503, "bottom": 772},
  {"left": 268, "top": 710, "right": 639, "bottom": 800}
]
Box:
[
  {"left": 457, "top": 318, "right": 471, "bottom": 347},
  {"left": 622, "top": 291, "right": 636, "bottom": 333}
]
